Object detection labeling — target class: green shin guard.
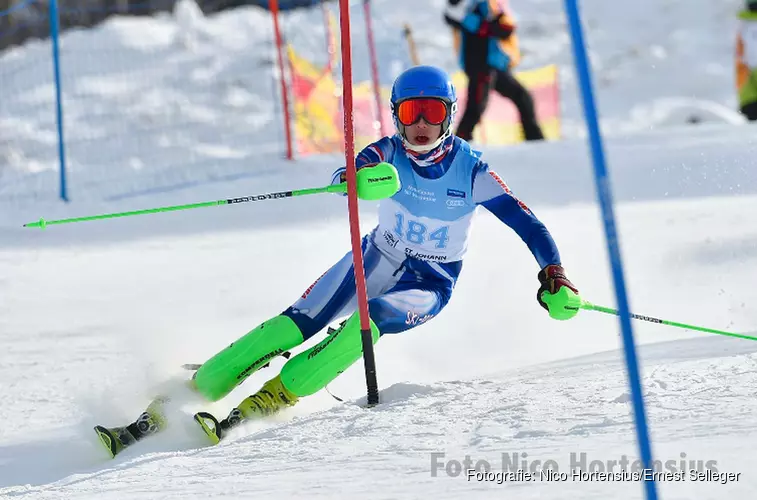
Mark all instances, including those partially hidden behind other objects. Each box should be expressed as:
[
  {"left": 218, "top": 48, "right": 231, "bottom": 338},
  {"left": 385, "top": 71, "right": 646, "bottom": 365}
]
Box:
[
  {"left": 279, "top": 311, "right": 380, "bottom": 397},
  {"left": 192, "top": 315, "right": 304, "bottom": 401}
]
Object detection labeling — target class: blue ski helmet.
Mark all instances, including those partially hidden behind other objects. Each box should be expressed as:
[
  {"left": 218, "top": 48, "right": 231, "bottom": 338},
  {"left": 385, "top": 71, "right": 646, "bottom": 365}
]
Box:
[{"left": 390, "top": 65, "right": 458, "bottom": 152}]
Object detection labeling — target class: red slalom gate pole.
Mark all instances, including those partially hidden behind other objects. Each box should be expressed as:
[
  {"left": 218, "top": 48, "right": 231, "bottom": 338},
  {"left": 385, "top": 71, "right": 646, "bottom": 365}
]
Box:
[
  {"left": 269, "top": 0, "right": 293, "bottom": 160},
  {"left": 363, "top": 0, "right": 386, "bottom": 137},
  {"left": 337, "top": 0, "right": 380, "bottom": 406}
]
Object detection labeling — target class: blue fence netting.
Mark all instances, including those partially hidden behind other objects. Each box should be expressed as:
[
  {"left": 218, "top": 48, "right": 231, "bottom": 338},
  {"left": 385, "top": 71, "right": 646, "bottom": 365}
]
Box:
[{"left": 1, "top": 0, "right": 294, "bottom": 202}]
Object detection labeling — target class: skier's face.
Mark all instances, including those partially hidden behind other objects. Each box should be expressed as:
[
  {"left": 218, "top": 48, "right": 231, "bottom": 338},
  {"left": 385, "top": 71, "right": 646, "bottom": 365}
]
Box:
[{"left": 405, "top": 118, "right": 442, "bottom": 147}]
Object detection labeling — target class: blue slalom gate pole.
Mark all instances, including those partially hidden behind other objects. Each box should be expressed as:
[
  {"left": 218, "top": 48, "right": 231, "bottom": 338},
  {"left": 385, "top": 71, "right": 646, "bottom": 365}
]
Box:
[
  {"left": 49, "top": 0, "right": 68, "bottom": 202},
  {"left": 562, "top": 1, "right": 658, "bottom": 499}
]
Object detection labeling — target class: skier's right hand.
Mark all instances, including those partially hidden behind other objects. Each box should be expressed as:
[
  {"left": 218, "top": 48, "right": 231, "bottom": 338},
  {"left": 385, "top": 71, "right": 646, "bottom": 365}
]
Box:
[
  {"left": 331, "top": 163, "right": 379, "bottom": 186},
  {"left": 537, "top": 264, "right": 581, "bottom": 320},
  {"left": 330, "top": 167, "right": 347, "bottom": 186}
]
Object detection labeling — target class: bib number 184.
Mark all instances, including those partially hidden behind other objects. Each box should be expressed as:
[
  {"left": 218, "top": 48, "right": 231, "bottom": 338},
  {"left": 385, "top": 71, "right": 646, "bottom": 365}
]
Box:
[{"left": 394, "top": 213, "right": 449, "bottom": 249}]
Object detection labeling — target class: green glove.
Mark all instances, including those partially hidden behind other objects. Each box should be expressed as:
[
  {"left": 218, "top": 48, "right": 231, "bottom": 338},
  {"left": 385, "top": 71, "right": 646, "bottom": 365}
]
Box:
[
  {"left": 356, "top": 162, "right": 401, "bottom": 200},
  {"left": 540, "top": 286, "right": 582, "bottom": 320},
  {"left": 332, "top": 162, "right": 401, "bottom": 201},
  {"left": 537, "top": 265, "right": 581, "bottom": 320}
]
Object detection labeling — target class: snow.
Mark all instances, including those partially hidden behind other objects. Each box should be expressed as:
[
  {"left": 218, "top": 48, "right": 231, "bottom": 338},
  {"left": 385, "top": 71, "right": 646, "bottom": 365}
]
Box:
[{"left": 1, "top": 0, "right": 757, "bottom": 499}]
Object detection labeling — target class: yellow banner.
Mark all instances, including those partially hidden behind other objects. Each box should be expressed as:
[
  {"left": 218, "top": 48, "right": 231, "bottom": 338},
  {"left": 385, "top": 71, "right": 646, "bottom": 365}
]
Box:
[{"left": 287, "top": 45, "right": 561, "bottom": 155}]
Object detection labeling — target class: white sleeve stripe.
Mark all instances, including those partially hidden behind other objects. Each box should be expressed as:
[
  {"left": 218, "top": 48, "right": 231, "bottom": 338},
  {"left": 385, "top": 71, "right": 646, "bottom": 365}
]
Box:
[
  {"left": 368, "top": 145, "right": 384, "bottom": 161},
  {"left": 472, "top": 169, "right": 511, "bottom": 204}
]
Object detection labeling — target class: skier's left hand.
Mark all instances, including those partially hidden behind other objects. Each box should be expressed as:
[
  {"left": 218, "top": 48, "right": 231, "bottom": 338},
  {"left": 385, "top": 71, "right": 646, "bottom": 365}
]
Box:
[{"left": 537, "top": 264, "right": 581, "bottom": 320}]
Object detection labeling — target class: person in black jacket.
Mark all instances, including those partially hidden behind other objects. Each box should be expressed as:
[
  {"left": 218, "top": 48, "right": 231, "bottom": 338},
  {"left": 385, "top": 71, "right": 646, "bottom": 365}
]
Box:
[{"left": 444, "top": 0, "right": 544, "bottom": 142}]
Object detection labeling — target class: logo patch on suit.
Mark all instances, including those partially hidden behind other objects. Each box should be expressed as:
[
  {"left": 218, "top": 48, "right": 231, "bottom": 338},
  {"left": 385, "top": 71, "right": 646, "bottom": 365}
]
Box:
[{"left": 447, "top": 188, "right": 466, "bottom": 199}]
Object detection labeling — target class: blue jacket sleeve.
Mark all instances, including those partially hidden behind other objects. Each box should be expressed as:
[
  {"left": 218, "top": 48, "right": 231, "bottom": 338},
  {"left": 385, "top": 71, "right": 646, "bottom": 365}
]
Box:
[{"left": 473, "top": 162, "right": 560, "bottom": 269}]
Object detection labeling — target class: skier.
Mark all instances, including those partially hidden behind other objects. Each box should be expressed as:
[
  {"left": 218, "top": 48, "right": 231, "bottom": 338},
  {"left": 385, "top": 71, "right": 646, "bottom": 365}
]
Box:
[
  {"left": 94, "top": 65, "right": 580, "bottom": 457},
  {"left": 737, "top": 0, "right": 757, "bottom": 121},
  {"left": 443, "top": 0, "right": 545, "bottom": 142}
]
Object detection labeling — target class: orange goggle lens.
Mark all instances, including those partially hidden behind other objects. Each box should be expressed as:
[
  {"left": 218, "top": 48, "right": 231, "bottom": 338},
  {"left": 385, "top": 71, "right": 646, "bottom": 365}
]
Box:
[{"left": 396, "top": 98, "right": 448, "bottom": 126}]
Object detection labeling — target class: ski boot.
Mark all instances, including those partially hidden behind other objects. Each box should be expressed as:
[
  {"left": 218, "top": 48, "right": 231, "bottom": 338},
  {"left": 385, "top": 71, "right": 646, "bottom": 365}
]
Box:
[
  {"left": 94, "top": 397, "right": 168, "bottom": 458},
  {"left": 194, "top": 374, "right": 298, "bottom": 444}
]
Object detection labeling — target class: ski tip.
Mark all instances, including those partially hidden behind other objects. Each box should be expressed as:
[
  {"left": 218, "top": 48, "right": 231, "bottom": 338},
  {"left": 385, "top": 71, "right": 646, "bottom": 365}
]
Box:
[
  {"left": 94, "top": 425, "right": 117, "bottom": 459},
  {"left": 193, "top": 412, "right": 221, "bottom": 445}
]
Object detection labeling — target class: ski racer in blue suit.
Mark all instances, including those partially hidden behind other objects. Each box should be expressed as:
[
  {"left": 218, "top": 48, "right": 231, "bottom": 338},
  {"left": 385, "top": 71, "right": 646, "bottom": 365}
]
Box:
[
  {"left": 191, "top": 63, "right": 581, "bottom": 431},
  {"left": 114, "top": 66, "right": 582, "bottom": 450}
]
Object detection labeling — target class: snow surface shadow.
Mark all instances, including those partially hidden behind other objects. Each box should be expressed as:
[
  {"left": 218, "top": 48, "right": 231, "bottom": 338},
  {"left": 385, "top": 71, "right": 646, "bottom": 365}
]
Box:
[
  {"left": 0, "top": 433, "right": 107, "bottom": 488},
  {"left": 0, "top": 377, "right": 215, "bottom": 490},
  {"left": 0, "top": 417, "right": 213, "bottom": 491}
]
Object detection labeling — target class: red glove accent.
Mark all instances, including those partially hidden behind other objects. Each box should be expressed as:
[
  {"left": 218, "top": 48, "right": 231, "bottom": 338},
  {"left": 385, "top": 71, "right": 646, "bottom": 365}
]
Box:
[{"left": 537, "top": 265, "right": 579, "bottom": 311}]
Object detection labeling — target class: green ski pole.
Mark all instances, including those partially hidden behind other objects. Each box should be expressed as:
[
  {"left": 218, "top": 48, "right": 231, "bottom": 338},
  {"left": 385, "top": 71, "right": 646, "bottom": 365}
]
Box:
[
  {"left": 24, "top": 162, "right": 401, "bottom": 229},
  {"left": 577, "top": 300, "right": 757, "bottom": 342}
]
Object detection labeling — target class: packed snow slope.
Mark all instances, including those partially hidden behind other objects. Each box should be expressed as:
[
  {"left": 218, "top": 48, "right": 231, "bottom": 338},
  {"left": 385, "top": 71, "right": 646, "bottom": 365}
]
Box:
[{"left": 1, "top": 121, "right": 756, "bottom": 499}]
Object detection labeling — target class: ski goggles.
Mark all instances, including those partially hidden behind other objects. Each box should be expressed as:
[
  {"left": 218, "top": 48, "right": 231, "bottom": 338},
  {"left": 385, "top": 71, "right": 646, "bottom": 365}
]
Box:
[{"left": 395, "top": 98, "right": 450, "bottom": 126}]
